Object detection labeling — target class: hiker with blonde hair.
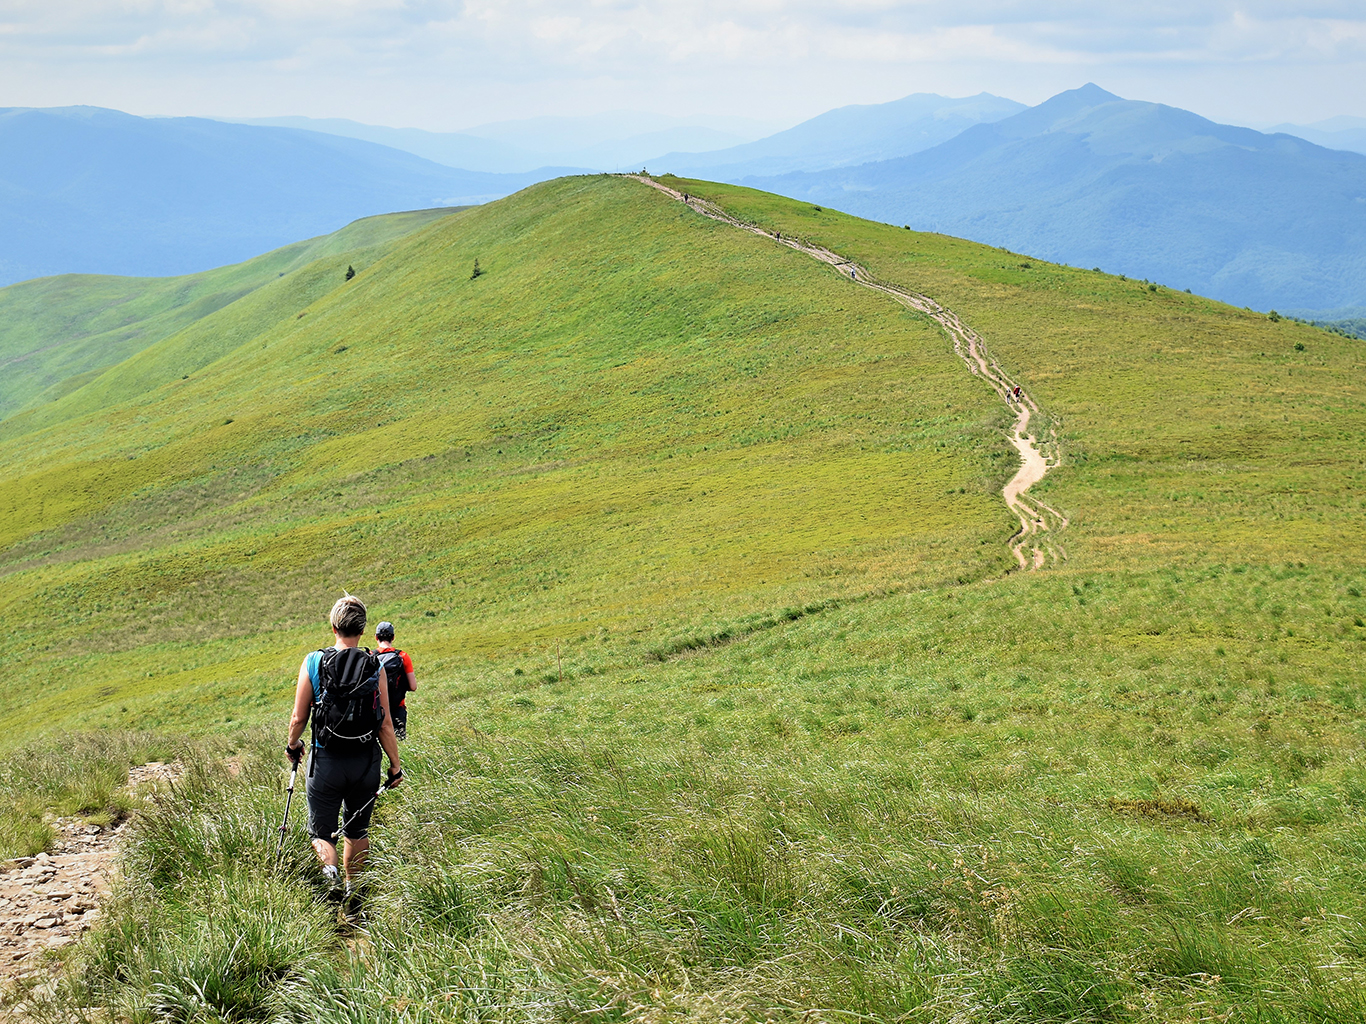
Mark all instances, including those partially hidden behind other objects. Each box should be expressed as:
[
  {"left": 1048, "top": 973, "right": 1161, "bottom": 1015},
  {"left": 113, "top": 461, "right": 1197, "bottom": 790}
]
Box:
[{"left": 285, "top": 594, "right": 402, "bottom": 913}]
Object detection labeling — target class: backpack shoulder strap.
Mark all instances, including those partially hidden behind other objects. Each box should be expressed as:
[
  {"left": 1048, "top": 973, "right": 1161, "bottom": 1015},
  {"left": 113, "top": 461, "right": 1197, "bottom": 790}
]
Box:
[{"left": 307, "top": 649, "right": 327, "bottom": 702}]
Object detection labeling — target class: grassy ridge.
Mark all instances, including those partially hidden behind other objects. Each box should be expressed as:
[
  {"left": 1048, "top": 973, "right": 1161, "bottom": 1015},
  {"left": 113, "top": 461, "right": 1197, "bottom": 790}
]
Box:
[
  {"left": 0, "top": 207, "right": 453, "bottom": 432},
  {"left": 0, "top": 208, "right": 452, "bottom": 424},
  {"left": 0, "top": 175, "right": 1011, "bottom": 739},
  {"left": 666, "top": 176, "right": 1366, "bottom": 571},
  {"left": 4, "top": 175, "right": 1366, "bottom": 1020}
]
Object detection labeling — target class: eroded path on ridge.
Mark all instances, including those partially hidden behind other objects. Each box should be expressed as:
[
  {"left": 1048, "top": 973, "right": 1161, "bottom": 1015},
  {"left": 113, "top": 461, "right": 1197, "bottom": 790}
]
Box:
[
  {"left": 0, "top": 762, "right": 181, "bottom": 993},
  {"left": 629, "top": 175, "right": 1067, "bottom": 570}
]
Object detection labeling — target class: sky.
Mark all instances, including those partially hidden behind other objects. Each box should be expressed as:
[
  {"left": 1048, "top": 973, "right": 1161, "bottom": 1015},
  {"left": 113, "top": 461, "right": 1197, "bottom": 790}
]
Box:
[{"left": 0, "top": 2, "right": 1361, "bottom": 132}]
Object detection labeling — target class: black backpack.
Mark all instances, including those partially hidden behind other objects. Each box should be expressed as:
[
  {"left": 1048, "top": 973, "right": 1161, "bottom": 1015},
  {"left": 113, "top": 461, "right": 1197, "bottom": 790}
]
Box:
[
  {"left": 378, "top": 649, "right": 407, "bottom": 706},
  {"left": 378, "top": 649, "right": 409, "bottom": 739},
  {"left": 311, "top": 646, "right": 384, "bottom": 752}
]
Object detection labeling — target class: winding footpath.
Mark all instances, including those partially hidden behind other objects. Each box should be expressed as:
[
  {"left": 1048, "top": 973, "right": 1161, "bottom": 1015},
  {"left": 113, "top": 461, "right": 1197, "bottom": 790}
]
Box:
[
  {"left": 628, "top": 175, "right": 1067, "bottom": 570},
  {"left": 1, "top": 762, "right": 181, "bottom": 1000}
]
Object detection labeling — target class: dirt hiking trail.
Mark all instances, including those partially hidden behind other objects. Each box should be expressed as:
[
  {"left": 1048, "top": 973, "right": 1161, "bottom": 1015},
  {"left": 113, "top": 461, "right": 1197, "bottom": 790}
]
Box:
[
  {"left": 0, "top": 762, "right": 181, "bottom": 999},
  {"left": 629, "top": 175, "right": 1067, "bottom": 570}
]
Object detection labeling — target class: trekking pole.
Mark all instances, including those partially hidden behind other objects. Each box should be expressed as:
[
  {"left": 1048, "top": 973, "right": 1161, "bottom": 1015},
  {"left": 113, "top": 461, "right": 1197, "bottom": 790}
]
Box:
[
  {"left": 275, "top": 746, "right": 303, "bottom": 869},
  {"left": 332, "top": 767, "right": 403, "bottom": 842}
]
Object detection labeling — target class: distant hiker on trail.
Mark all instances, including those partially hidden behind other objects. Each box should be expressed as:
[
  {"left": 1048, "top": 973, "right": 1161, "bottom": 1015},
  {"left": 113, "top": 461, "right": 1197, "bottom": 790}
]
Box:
[
  {"left": 375, "top": 621, "right": 417, "bottom": 740},
  {"left": 285, "top": 595, "right": 402, "bottom": 910}
]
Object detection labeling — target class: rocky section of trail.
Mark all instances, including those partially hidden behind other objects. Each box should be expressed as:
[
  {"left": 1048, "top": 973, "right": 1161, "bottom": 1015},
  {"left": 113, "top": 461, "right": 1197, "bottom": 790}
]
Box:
[
  {"left": 0, "top": 761, "right": 180, "bottom": 991},
  {"left": 629, "top": 175, "right": 1066, "bottom": 570}
]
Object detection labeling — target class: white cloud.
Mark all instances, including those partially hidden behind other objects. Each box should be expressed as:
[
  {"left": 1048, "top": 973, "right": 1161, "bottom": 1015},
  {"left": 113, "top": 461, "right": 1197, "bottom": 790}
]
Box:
[{"left": 0, "top": 2, "right": 1360, "bottom": 126}]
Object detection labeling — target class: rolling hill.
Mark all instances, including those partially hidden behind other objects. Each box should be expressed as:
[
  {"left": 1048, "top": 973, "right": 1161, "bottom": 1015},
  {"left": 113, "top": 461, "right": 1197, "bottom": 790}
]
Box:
[
  {"left": 0, "top": 174, "right": 1016, "bottom": 703},
  {"left": 0, "top": 208, "right": 452, "bottom": 421},
  {"left": 0, "top": 106, "right": 563, "bottom": 285},
  {"left": 2, "top": 175, "right": 1364, "bottom": 1021},
  {"left": 745, "top": 84, "right": 1366, "bottom": 314}
]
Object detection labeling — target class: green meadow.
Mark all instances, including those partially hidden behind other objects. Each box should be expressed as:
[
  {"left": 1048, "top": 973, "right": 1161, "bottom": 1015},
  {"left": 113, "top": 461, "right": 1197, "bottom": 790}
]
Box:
[
  {"left": 3, "top": 174, "right": 1364, "bottom": 1022},
  {"left": 0, "top": 208, "right": 452, "bottom": 424}
]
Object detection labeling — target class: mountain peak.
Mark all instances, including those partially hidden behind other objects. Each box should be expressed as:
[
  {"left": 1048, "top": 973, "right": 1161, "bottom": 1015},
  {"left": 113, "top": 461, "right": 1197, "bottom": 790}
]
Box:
[
  {"left": 1035, "top": 83, "right": 1124, "bottom": 117},
  {"left": 1073, "top": 83, "right": 1123, "bottom": 103},
  {"left": 980, "top": 83, "right": 1125, "bottom": 138},
  {"left": 747, "top": 83, "right": 1365, "bottom": 312}
]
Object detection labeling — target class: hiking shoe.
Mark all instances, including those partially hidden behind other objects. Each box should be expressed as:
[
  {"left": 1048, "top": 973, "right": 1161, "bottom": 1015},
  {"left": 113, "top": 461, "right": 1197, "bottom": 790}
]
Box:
[
  {"left": 342, "top": 883, "right": 368, "bottom": 926},
  {"left": 320, "top": 864, "right": 343, "bottom": 903}
]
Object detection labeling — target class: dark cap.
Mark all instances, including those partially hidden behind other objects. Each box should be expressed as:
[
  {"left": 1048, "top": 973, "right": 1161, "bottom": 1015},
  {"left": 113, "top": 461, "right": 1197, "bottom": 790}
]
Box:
[{"left": 375, "top": 621, "right": 395, "bottom": 641}]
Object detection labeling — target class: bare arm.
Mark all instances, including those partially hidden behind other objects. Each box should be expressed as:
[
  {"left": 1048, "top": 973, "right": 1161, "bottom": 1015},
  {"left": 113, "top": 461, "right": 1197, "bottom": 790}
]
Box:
[
  {"left": 287, "top": 661, "right": 312, "bottom": 748},
  {"left": 376, "top": 666, "right": 402, "bottom": 781},
  {"left": 406, "top": 668, "right": 417, "bottom": 693}
]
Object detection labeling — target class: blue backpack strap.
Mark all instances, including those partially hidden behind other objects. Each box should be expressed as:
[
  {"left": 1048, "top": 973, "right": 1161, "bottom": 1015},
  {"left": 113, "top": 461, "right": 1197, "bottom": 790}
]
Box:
[
  {"left": 307, "top": 649, "right": 325, "bottom": 702},
  {"left": 306, "top": 649, "right": 328, "bottom": 752}
]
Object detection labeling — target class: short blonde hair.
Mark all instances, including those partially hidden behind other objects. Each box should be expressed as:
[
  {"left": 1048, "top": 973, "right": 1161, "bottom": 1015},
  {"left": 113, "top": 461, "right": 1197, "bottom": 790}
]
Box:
[{"left": 329, "top": 595, "right": 367, "bottom": 637}]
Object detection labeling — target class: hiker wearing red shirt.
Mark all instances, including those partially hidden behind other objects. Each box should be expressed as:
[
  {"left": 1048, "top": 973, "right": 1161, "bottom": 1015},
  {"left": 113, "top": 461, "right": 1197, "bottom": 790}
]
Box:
[{"left": 375, "top": 621, "right": 417, "bottom": 740}]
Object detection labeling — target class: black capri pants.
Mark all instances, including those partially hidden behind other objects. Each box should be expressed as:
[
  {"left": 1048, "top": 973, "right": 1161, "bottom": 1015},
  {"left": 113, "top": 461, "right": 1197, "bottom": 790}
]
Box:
[{"left": 307, "top": 746, "right": 382, "bottom": 841}]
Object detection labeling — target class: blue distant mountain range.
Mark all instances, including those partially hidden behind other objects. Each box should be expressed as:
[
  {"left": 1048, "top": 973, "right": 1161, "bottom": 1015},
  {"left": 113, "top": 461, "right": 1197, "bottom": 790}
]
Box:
[
  {"left": 645, "top": 93, "right": 1026, "bottom": 179},
  {"left": 1267, "top": 117, "right": 1366, "bottom": 157},
  {"left": 231, "top": 111, "right": 775, "bottom": 175},
  {"left": 730, "top": 85, "right": 1366, "bottom": 314},
  {"left": 2, "top": 90, "right": 1363, "bottom": 316},
  {"left": 0, "top": 106, "right": 567, "bottom": 285}
]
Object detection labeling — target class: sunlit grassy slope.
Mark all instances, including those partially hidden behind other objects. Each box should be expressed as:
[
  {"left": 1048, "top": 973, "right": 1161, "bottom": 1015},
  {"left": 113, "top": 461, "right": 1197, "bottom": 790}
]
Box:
[
  {"left": 0, "top": 173, "right": 1016, "bottom": 738},
  {"left": 666, "top": 177, "right": 1366, "bottom": 572},
  {"left": 0, "top": 207, "right": 452, "bottom": 423},
  {"left": 5, "top": 174, "right": 1366, "bottom": 1022}
]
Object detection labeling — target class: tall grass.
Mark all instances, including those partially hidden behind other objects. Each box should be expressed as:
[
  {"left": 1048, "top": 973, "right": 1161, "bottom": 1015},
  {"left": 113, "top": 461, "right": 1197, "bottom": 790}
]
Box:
[
  {"left": 0, "top": 731, "right": 180, "bottom": 858},
  {"left": 22, "top": 680, "right": 1366, "bottom": 1022}
]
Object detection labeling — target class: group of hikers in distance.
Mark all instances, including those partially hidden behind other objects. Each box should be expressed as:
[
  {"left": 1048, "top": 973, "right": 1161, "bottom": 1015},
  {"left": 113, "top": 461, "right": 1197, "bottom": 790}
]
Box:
[{"left": 283, "top": 594, "right": 416, "bottom": 916}]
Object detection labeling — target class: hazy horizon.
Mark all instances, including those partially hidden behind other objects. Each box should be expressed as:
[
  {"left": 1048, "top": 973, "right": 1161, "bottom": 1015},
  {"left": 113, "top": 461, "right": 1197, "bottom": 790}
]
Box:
[
  {"left": 1, "top": 4, "right": 1360, "bottom": 134},
  {"left": 7, "top": 90, "right": 1360, "bottom": 154}
]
